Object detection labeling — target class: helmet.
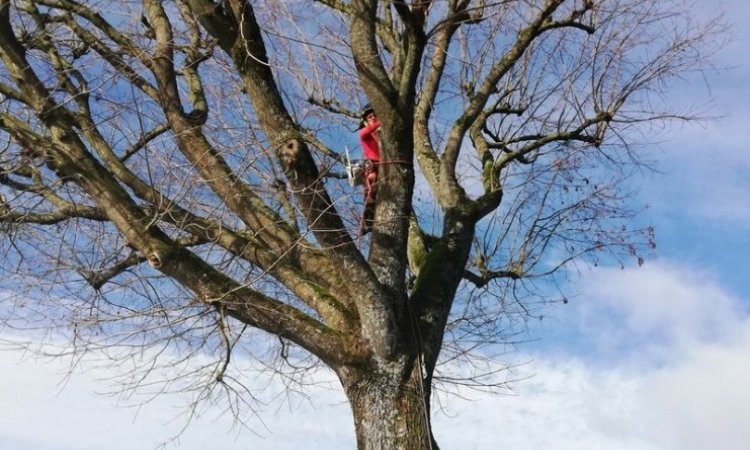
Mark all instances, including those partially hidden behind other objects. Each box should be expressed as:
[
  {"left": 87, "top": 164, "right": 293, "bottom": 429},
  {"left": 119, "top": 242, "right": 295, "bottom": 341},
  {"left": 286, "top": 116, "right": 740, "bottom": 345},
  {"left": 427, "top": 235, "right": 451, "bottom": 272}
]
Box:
[
  {"left": 360, "top": 104, "right": 374, "bottom": 119},
  {"left": 358, "top": 104, "right": 375, "bottom": 130}
]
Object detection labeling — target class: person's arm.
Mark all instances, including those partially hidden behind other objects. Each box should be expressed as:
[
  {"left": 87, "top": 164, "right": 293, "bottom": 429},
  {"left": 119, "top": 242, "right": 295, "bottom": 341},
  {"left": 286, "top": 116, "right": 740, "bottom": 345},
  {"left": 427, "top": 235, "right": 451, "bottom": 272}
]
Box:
[{"left": 358, "top": 118, "right": 380, "bottom": 139}]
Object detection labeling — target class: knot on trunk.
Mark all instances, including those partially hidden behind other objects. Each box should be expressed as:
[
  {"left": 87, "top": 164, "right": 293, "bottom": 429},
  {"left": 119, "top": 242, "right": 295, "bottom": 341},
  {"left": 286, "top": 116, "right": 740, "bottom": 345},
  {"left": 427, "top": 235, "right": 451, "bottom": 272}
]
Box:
[
  {"left": 278, "top": 138, "right": 317, "bottom": 180},
  {"left": 147, "top": 251, "right": 162, "bottom": 268},
  {"left": 279, "top": 139, "right": 301, "bottom": 171}
]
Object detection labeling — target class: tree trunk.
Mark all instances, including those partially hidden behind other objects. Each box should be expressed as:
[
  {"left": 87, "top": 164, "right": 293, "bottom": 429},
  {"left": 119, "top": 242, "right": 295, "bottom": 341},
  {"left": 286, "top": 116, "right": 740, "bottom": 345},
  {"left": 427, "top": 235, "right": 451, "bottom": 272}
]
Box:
[{"left": 339, "top": 361, "right": 439, "bottom": 450}]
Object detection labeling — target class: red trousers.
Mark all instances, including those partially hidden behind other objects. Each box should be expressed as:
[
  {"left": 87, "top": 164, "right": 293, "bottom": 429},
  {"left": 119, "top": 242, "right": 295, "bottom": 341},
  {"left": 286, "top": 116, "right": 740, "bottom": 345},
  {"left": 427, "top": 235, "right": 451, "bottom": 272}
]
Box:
[{"left": 361, "top": 161, "right": 378, "bottom": 233}]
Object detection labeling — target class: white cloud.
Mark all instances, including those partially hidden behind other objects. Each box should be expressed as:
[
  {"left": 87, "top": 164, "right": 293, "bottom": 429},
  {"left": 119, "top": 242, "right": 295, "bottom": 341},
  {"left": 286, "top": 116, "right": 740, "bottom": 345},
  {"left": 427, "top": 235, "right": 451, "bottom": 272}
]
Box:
[
  {"left": 576, "top": 263, "right": 746, "bottom": 353},
  {"left": 431, "top": 361, "right": 654, "bottom": 450},
  {"left": 637, "top": 330, "right": 750, "bottom": 450},
  {"left": 552, "top": 262, "right": 750, "bottom": 449}
]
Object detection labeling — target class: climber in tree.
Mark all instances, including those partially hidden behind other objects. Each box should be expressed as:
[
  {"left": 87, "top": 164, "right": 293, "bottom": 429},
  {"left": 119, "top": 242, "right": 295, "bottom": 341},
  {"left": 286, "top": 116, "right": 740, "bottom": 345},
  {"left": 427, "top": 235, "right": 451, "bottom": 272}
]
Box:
[{"left": 358, "top": 104, "right": 380, "bottom": 235}]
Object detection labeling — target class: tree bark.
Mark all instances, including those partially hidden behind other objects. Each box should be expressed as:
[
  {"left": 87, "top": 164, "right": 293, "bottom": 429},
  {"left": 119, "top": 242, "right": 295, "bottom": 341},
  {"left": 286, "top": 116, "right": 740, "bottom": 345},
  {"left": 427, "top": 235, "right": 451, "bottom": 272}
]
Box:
[{"left": 338, "top": 359, "right": 438, "bottom": 450}]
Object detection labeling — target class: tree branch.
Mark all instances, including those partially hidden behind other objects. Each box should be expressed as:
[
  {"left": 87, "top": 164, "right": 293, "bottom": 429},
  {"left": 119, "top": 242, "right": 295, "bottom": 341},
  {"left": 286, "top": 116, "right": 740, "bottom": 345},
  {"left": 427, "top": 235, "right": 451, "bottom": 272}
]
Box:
[
  {"left": 350, "top": 0, "right": 398, "bottom": 105},
  {"left": 414, "top": 0, "right": 467, "bottom": 193},
  {"left": 1, "top": 2, "right": 359, "bottom": 362},
  {"left": 119, "top": 124, "right": 170, "bottom": 162},
  {"left": 440, "top": 0, "right": 565, "bottom": 207},
  {"left": 462, "top": 268, "right": 522, "bottom": 289}
]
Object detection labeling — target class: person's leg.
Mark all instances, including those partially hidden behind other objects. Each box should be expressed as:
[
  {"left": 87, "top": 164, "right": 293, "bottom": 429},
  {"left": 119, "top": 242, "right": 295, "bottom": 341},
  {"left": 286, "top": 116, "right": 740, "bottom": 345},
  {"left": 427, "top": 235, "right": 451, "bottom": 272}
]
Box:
[{"left": 360, "top": 163, "right": 378, "bottom": 235}]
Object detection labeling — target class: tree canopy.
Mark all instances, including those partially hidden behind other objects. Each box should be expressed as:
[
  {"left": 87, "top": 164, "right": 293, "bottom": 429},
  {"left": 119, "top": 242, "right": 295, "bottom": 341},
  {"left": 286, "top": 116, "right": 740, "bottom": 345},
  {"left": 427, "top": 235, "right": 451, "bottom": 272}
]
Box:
[{"left": 0, "top": 0, "right": 723, "bottom": 448}]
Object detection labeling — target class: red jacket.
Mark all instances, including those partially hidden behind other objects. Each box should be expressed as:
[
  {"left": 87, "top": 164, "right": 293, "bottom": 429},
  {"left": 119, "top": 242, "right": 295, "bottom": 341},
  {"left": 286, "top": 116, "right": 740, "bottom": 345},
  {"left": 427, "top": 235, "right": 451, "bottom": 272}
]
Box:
[{"left": 358, "top": 119, "right": 381, "bottom": 162}]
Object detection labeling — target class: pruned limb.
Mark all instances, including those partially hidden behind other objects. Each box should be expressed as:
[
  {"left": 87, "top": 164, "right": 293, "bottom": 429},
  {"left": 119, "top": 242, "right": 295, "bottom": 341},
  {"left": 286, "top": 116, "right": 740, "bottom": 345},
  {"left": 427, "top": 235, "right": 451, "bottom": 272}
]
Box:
[
  {"left": 307, "top": 95, "right": 359, "bottom": 118},
  {"left": 78, "top": 251, "right": 147, "bottom": 290},
  {"left": 494, "top": 112, "right": 611, "bottom": 170},
  {"left": 119, "top": 124, "right": 170, "bottom": 162},
  {"left": 463, "top": 268, "right": 522, "bottom": 289}
]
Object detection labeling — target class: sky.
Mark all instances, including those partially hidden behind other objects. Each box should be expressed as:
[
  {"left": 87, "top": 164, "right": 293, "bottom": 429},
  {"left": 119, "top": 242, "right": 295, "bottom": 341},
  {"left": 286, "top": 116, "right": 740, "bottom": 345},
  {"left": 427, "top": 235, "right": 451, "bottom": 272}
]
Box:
[{"left": 2, "top": 1, "right": 750, "bottom": 449}]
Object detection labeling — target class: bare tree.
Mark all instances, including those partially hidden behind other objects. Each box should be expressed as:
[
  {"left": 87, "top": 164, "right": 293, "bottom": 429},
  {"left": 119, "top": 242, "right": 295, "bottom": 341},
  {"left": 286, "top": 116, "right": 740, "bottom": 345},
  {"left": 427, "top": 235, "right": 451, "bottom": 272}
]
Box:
[{"left": 0, "top": 0, "right": 724, "bottom": 448}]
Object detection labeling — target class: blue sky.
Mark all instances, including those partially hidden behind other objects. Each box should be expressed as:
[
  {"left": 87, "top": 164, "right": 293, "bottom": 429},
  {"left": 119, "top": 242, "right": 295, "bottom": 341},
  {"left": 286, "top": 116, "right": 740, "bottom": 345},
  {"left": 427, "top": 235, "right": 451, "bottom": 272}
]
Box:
[{"left": 2, "top": 1, "right": 749, "bottom": 449}]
